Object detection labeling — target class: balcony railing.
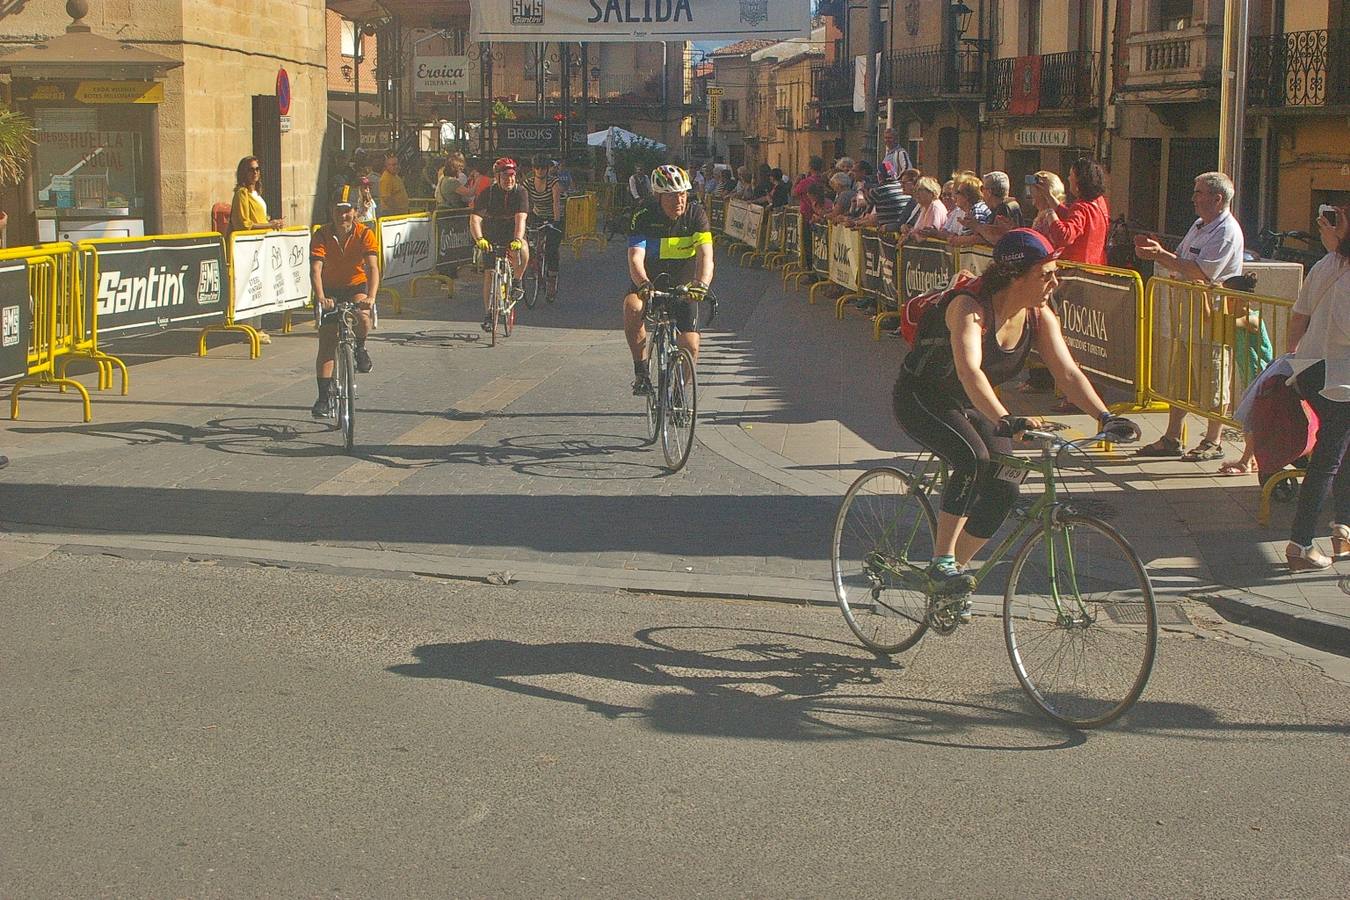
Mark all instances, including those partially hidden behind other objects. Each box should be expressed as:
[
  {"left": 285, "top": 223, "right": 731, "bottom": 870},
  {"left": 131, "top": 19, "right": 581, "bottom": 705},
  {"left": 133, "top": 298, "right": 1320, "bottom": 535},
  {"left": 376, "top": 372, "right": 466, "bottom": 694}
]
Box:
[
  {"left": 987, "top": 51, "right": 1097, "bottom": 112},
  {"left": 1121, "top": 26, "right": 1222, "bottom": 94},
  {"left": 811, "top": 60, "right": 853, "bottom": 106},
  {"left": 1143, "top": 38, "right": 1191, "bottom": 72},
  {"left": 887, "top": 44, "right": 985, "bottom": 97},
  {"left": 1248, "top": 29, "right": 1350, "bottom": 108}
]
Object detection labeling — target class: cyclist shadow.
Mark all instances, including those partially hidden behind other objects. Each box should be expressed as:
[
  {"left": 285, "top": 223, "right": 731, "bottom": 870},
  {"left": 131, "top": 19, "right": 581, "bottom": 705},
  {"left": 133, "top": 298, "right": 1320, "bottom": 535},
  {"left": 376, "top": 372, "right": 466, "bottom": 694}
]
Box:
[{"left": 386, "top": 626, "right": 1085, "bottom": 752}]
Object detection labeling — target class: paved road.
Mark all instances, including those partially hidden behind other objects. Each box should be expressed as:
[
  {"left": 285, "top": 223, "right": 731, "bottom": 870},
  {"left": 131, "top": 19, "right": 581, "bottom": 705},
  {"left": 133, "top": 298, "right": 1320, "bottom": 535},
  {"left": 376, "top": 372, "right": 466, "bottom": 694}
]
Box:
[{"left": 1, "top": 550, "right": 1346, "bottom": 896}]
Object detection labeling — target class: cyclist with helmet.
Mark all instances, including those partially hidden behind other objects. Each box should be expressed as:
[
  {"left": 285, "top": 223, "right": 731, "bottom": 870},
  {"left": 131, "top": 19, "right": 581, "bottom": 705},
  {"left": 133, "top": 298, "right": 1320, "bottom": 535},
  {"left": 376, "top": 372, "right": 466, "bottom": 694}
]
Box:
[
  {"left": 625, "top": 164, "right": 713, "bottom": 395},
  {"left": 525, "top": 153, "right": 564, "bottom": 301},
  {"left": 310, "top": 185, "right": 380, "bottom": 418},
  {"left": 469, "top": 157, "right": 530, "bottom": 332},
  {"left": 893, "top": 229, "right": 1139, "bottom": 609}
]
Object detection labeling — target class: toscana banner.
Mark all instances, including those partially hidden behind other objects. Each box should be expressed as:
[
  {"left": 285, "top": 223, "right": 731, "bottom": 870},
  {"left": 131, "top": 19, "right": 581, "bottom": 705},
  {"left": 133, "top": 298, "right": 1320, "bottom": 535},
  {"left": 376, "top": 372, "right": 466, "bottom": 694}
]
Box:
[{"left": 471, "top": 1, "right": 811, "bottom": 42}]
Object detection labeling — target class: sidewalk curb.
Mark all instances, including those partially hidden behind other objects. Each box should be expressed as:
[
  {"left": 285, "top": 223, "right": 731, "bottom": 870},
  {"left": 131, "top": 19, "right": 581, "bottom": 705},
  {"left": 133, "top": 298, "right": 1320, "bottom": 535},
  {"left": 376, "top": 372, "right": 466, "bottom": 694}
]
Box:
[{"left": 1191, "top": 588, "right": 1350, "bottom": 657}]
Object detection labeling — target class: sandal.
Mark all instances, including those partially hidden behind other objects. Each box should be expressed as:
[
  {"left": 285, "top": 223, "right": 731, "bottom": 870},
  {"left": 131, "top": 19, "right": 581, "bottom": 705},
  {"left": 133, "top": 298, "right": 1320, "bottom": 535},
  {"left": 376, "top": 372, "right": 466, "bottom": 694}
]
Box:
[
  {"left": 1218, "top": 459, "right": 1256, "bottom": 476},
  {"left": 1134, "top": 436, "right": 1183, "bottom": 458},
  {"left": 1181, "top": 439, "right": 1224, "bottom": 462}
]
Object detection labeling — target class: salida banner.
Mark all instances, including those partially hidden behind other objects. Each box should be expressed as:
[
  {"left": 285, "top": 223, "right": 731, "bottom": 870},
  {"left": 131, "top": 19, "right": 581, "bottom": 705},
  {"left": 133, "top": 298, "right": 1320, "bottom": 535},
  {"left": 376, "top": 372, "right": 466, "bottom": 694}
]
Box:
[
  {"left": 84, "top": 235, "right": 226, "bottom": 338},
  {"left": 472, "top": 0, "right": 810, "bottom": 42},
  {"left": 783, "top": 208, "right": 802, "bottom": 264},
  {"left": 810, "top": 223, "right": 829, "bottom": 277},
  {"left": 1054, "top": 269, "right": 1137, "bottom": 386},
  {"left": 899, "top": 240, "right": 954, "bottom": 305},
  {"left": 860, "top": 231, "right": 882, "bottom": 298},
  {"left": 230, "top": 228, "right": 311, "bottom": 319},
  {"left": 434, "top": 209, "right": 475, "bottom": 276},
  {"left": 878, "top": 232, "right": 899, "bottom": 308},
  {"left": 0, "top": 260, "right": 27, "bottom": 381},
  {"left": 378, "top": 214, "right": 435, "bottom": 283}
]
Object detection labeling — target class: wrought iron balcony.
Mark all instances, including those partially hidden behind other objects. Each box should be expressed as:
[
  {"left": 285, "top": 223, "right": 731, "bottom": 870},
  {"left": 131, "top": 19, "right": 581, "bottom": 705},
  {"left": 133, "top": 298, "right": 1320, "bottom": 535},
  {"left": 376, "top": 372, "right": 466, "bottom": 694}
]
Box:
[
  {"left": 887, "top": 44, "right": 984, "bottom": 98},
  {"left": 987, "top": 51, "right": 1097, "bottom": 112},
  {"left": 811, "top": 60, "right": 853, "bottom": 107},
  {"left": 1248, "top": 29, "right": 1350, "bottom": 109}
]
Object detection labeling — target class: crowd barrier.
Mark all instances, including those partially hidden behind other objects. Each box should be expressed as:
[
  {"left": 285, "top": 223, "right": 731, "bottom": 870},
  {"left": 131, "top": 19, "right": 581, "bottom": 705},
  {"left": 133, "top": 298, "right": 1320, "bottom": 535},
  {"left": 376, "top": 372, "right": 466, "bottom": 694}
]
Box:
[
  {"left": 3, "top": 246, "right": 94, "bottom": 422},
  {"left": 563, "top": 193, "right": 605, "bottom": 257},
  {"left": 373, "top": 212, "right": 446, "bottom": 314},
  {"left": 203, "top": 226, "right": 314, "bottom": 358}
]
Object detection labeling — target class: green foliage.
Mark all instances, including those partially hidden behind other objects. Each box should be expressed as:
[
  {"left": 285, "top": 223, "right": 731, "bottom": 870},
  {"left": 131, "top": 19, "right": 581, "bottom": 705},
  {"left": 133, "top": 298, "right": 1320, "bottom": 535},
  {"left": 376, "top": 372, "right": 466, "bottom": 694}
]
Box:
[
  {"left": 609, "top": 134, "right": 667, "bottom": 184},
  {"left": 0, "top": 109, "right": 35, "bottom": 187},
  {"left": 491, "top": 99, "right": 517, "bottom": 121}
]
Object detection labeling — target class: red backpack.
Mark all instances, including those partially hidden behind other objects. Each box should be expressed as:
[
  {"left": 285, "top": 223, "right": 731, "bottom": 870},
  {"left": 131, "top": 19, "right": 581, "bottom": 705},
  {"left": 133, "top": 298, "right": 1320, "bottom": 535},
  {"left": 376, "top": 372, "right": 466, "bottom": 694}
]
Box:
[{"left": 898, "top": 270, "right": 979, "bottom": 346}]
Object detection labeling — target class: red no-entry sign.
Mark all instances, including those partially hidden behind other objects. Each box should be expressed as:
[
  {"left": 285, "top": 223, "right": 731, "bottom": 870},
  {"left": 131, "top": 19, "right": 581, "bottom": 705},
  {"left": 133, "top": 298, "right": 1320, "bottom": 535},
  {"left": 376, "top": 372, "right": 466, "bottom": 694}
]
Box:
[{"left": 276, "top": 68, "right": 291, "bottom": 116}]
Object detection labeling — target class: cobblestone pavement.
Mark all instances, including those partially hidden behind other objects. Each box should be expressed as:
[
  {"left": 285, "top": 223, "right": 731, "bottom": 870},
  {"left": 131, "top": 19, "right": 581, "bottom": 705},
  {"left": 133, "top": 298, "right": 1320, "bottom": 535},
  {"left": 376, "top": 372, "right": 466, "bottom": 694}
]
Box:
[{"left": 0, "top": 237, "right": 1346, "bottom": 651}]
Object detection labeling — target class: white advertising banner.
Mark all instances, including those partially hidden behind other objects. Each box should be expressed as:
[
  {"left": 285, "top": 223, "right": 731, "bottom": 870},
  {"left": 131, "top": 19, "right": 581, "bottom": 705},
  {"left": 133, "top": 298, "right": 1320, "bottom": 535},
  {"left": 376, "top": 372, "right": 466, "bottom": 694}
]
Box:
[
  {"left": 724, "top": 200, "right": 768, "bottom": 247},
  {"left": 413, "top": 56, "right": 470, "bottom": 94},
  {"left": 829, "top": 223, "right": 862, "bottom": 292},
  {"left": 378, "top": 214, "right": 435, "bottom": 284},
  {"left": 471, "top": 1, "right": 811, "bottom": 43},
  {"left": 230, "top": 228, "right": 312, "bottom": 318}
]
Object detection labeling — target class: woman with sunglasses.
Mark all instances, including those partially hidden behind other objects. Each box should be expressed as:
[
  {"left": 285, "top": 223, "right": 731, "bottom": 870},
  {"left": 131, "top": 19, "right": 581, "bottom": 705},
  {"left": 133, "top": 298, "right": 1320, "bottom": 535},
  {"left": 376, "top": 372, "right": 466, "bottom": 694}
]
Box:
[
  {"left": 229, "top": 156, "right": 284, "bottom": 342},
  {"left": 893, "top": 229, "right": 1139, "bottom": 608}
]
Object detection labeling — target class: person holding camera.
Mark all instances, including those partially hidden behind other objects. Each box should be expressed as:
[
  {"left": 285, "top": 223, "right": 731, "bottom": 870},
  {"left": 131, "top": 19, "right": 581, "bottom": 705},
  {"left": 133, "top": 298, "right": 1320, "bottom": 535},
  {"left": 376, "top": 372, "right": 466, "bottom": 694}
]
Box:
[{"left": 1282, "top": 203, "right": 1350, "bottom": 570}]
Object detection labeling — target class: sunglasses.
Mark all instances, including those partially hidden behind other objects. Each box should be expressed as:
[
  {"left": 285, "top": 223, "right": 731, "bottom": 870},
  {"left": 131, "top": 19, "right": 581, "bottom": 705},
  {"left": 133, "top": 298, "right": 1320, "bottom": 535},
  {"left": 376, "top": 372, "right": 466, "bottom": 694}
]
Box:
[{"left": 248, "top": 166, "right": 261, "bottom": 172}]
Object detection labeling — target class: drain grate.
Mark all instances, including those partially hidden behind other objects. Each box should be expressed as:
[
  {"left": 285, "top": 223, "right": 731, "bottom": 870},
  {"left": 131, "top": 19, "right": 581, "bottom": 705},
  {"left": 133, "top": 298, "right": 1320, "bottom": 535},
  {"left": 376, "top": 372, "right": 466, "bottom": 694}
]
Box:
[{"left": 1105, "top": 600, "right": 1189, "bottom": 626}]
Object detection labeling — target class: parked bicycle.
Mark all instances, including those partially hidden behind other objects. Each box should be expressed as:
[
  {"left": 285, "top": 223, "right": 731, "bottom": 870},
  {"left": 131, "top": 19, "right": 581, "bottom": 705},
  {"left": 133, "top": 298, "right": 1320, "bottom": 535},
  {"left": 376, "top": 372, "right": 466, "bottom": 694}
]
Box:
[
  {"left": 831, "top": 429, "right": 1157, "bottom": 728},
  {"left": 523, "top": 220, "right": 561, "bottom": 309},
  {"left": 641, "top": 282, "right": 717, "bottom": 473},
  {"left": 483, "top": 243, "right": 519, "bottom": 346},
  {"left": 1255, "top": 227, "right": 1322, "bottom": 269}
]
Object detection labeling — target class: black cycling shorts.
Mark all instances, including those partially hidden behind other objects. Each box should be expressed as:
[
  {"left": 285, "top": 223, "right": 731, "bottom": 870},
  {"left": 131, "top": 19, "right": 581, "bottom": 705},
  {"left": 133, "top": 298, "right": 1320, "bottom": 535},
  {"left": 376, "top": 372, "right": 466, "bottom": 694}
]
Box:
[
  {"left": 632, "top": 284, "right": 699, "bottom": 334},
  {"left": 318, "top": 286, "right": 371, "bottom": 327}
]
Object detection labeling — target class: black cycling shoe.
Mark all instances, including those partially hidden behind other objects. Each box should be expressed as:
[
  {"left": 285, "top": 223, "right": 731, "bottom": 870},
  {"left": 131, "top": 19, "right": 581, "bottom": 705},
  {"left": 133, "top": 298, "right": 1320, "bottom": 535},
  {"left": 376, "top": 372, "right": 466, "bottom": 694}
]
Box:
[
  {"left": 311, "top": 396, "right": 335, "bottom": 419},
  {"left": 926, "top": 560, "right": 976, "bottom": 598},
  {"left": 480, "top": 316, "right": 493, "bottom": 333},
  {"left": 632, "top": 373, "right": 653, "bottom": 396},
  {"left": 355, "top": 346, "right": 373, "bottom": 373}
]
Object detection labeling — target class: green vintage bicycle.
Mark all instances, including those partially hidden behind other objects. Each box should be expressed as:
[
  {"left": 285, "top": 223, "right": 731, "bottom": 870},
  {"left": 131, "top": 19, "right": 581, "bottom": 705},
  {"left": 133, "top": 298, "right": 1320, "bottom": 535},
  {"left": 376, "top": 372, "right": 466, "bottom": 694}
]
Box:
[{"left": 830, "top": 430, "right": 1157, "bottom": 728}]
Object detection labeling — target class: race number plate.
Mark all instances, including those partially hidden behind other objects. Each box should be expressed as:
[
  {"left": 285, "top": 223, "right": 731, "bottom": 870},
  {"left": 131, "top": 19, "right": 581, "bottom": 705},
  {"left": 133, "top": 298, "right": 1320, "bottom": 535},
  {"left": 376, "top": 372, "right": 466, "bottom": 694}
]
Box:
[{"left": 995, "top": 463, "right": 1028, "bottom": 485}]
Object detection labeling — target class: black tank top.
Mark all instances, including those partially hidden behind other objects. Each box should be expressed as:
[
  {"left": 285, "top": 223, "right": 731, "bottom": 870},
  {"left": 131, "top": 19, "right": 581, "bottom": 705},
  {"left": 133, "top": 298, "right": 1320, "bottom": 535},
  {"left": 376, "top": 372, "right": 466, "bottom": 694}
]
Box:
[{"left": 898, "top": 292, "right": 1037, "bottom": 403}]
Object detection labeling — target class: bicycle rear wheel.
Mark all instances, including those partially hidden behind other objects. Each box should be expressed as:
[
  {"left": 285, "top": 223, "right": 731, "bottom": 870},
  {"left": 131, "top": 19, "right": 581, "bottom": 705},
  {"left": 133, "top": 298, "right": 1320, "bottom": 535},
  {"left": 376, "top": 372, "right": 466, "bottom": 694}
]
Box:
[
  {"left": 336, "top": 343, "right": 356, "bottom": 454},
  {"left": 1004, "top": 513, "right": 1157, "bottom": 728},
  {"left": 831, "top": 467, "right": 934, "bottom": 654},
  {"left": 660, "top": 348, "right": 697, "bottom": 471}
]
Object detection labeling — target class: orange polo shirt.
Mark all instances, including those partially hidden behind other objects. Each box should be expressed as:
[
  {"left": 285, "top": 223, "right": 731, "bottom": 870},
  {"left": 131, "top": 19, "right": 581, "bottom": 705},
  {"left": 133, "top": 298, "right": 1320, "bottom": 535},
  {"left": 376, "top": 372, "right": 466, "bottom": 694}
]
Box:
[{"left": 310, "top": 221, "right": 379, "bottom": 291}]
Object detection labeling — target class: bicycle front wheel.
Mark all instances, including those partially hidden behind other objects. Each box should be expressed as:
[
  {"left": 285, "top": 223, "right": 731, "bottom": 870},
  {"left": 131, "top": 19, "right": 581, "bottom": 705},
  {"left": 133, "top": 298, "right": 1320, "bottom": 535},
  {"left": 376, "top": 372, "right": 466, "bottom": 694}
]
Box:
[
  {"left": 831, "top": 467, "right": 935, "bottom": 654},
  {"left": 337, "top": 343, "right": 356, "bottom": 454},
  {"left": 660, "top": 348, "right": 697, "bottom": 471},
  {"left": 643, "top": 348, "right": 660, "bottom": 445},
  {"left": 1004, "top": 513, "right": 1157, "bottom": 728}
]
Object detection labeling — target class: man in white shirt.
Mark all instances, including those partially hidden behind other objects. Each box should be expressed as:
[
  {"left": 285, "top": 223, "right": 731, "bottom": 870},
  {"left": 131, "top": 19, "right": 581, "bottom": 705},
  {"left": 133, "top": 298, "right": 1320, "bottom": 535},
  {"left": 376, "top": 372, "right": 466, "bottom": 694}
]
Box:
[
  {"left": 1134, "top": 171, "right": 1246, "bottom": 459},
  {"left": 880, "top": 127, "right": 912, "bottom": 178}
]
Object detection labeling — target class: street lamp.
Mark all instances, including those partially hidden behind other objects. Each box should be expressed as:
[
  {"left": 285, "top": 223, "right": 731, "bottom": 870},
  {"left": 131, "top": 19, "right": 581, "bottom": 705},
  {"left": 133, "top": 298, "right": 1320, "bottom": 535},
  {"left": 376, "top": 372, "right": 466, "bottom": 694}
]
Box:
[{"left": 951, "top": 0, "right": 974, "bottom": 41}]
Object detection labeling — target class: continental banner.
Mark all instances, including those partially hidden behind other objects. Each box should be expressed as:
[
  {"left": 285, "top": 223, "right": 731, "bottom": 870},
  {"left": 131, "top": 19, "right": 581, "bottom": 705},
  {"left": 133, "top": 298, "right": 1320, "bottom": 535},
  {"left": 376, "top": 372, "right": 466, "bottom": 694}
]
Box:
[
  {"left": 878, "top": 232, "right": 900, "bottom": 309},
  {"left": 783, "top": 208, "right": 802, "bottom": 265},
  {"left": 229, "top": 228, "right": 311, "bottom": 319},
  {"left": 828, "top": 223, "right": 862, "bottom": 291},
  {"left": 435, "top": 209, "right": 475, "bottom": 276},
  {"left": 708, "top": 197, "right": 727, "bottom": 234},
  {"left": 1054, "top": 268, "right": 1138, "bottom": 386},
  {"left": 378, "top": 214, "right": 435, "bottom": 283},
  {"left": 899, "top": 240, "right": 954, "bottom": 305},
  {"left": 0, "top": 260, "right": 28, "bottom": 381},
  {"left": 471, "top": 1, "right": 811, "bottom": 43},
  {"left": 810, "top": 223, "right": 829, "bottom": 277},
  {"left": 860, "top": 230, "right": 883, "bottom": 298},
  {"left": 83, "top": 235, "right": 227, "bottom": 338}
]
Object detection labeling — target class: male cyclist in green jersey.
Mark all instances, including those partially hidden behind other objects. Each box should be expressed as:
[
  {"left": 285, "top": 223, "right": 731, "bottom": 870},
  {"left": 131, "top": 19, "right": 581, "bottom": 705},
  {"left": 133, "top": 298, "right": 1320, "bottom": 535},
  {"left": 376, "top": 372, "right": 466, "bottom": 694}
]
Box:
[{"left": 624, "top": 164, "right": 714, "bottom": 395}]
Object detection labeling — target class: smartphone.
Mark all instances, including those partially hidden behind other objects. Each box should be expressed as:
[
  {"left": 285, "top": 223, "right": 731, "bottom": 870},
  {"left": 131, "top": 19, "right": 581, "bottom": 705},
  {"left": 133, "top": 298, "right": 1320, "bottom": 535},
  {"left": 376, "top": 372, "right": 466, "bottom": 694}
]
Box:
[
  {"left": 1025, "top": 174, "right": 1039, "bottom": 186},
  {"left": 1319, "top": 203, "right": 1338, "bottom": 226}
]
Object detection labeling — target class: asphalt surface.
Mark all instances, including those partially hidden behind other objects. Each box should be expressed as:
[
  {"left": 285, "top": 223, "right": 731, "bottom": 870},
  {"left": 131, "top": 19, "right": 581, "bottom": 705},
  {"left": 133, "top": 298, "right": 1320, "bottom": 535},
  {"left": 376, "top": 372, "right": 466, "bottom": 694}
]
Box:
[{"left": 2, "top": 550, "right": 1347, "bottom": 897}]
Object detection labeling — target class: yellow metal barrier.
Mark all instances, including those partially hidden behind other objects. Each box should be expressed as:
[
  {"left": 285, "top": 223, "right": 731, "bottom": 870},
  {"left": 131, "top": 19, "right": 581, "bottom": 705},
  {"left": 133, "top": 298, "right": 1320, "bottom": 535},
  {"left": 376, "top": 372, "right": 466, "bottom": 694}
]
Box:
[
  {"left": 562, "top": 193, "right": 605, "bottom": 257},
  {"left": 39, "top": 241, "right": 129, "bottom": 393},
  {"left": 1146, "top": 275, "right": 1294, "bottom": 521},
  {"left": 6, "top": 247, "right": 93, "bottom": 422}
]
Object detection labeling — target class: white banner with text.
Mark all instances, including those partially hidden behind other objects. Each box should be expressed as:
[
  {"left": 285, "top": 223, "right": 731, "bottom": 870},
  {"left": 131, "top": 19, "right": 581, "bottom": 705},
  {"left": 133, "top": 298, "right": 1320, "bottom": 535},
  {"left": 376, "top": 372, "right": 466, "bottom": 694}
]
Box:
[
  {"left": 471, "top": 1, "right": 810, "bottom": 42},
  {"left": 378, "top": 214, "right": 435, "bottom": 284},
  {"left": 229, "top": 228, "right": 312, "bottom": 319}
]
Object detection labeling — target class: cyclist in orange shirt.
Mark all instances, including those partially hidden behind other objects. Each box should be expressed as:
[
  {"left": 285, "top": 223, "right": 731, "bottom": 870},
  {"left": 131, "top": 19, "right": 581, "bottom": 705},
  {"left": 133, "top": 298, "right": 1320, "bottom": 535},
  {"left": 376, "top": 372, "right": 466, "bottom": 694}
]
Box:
[{"left": 310, "top": 186, "right": 380, "bottom": 418}]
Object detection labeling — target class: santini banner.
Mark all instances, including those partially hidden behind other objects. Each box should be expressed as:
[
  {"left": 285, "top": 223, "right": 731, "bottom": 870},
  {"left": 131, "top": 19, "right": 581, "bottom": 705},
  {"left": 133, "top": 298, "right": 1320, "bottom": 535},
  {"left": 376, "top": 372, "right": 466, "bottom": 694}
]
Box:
[{"left": 472, "top": 1, "right": 811, "bottom": 42}]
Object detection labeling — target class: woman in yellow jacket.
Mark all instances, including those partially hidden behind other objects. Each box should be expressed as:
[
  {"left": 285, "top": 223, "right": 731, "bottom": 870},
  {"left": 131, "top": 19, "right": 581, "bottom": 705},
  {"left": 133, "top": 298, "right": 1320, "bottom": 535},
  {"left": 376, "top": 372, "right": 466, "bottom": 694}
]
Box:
[{"left": 229, "top": 156, "right": 284, "bottom": 342}]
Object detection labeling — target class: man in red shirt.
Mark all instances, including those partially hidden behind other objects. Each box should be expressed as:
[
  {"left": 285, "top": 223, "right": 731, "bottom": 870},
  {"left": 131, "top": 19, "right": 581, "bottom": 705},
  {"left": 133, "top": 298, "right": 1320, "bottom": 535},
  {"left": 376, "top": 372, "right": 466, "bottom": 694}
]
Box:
[
  {"left": 1031, "top": 156, "right": 1109, "bottom": 265},
  {"left": 792, "top": 156, "right": 826, "bottom": 226},
  {"left": 310, "top": 185, "right": 380, "bottom": 418}
]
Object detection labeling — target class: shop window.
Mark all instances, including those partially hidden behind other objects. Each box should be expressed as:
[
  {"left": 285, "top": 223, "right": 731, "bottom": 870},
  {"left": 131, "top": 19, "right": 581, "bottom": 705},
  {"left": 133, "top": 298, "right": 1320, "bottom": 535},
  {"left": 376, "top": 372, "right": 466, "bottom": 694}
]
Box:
[{"left": 33, "top": 108, "right": 146, "bottom": 216}]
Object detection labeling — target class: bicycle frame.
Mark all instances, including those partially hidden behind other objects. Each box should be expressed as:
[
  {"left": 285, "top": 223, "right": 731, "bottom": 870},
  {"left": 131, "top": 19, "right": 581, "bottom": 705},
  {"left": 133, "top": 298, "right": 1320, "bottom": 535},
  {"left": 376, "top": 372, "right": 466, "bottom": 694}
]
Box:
[{"left": 885, "top": 438, "right": 1095, "bottom": 622}]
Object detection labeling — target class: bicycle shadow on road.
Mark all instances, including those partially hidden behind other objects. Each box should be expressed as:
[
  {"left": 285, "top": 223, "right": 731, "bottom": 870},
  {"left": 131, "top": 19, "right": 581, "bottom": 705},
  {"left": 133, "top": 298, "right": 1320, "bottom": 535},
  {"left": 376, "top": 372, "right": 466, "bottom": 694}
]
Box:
[{"left": 385, "top": 625, "right": 1087, "bottom": 752}]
